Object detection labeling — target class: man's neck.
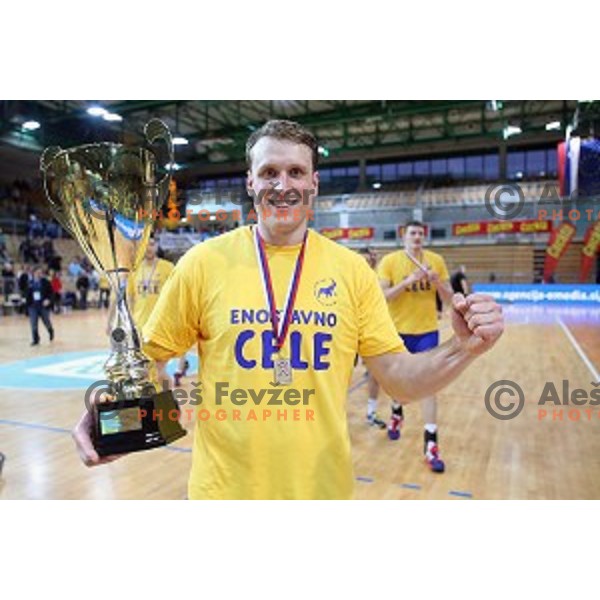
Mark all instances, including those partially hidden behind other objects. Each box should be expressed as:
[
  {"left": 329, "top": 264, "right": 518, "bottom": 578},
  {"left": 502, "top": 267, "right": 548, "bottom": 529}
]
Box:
[
  {"left": 144, "top": 256, "right": 157, "bottom": 266},
  {"left": 257, "top": 221, "right": 308, "bottom": 246},
  {"left": 405, "top": 246, "right": 423, "bottom": 259}
]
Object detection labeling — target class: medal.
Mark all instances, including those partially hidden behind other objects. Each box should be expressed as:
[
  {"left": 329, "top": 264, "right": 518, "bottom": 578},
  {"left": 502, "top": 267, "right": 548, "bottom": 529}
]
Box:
[
  {"left": 140, "top": 258, "right": 158, "bottom": 297},
  {"left": 274, "top": 355, "right": 293, "bottom": 386},
  {"left": 254, "top": 226, "right": 308, "bottom": 386}
]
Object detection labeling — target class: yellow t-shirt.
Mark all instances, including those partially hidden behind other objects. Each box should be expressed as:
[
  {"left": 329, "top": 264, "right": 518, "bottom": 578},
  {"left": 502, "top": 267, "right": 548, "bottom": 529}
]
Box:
[
  {"left": 98, "top": 275, "right": 111, "bottom": 290},
  {"left": 142, "top": 226, "right": 405, "bottom": 499},
  {"left": 377, "top": 249, "right": 449, "bottom": 335},
  {"left": 128, "top": 258, "right": 174, "bottom": 330}
]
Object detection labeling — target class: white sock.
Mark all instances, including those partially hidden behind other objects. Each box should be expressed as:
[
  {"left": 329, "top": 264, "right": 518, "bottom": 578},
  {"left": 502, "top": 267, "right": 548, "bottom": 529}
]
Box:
[
  {"left": 367, "top": 398, "right": 377, "bottom": 416},
  {"left": 425, "top": 423, "right": 437, "bottom": 434}
]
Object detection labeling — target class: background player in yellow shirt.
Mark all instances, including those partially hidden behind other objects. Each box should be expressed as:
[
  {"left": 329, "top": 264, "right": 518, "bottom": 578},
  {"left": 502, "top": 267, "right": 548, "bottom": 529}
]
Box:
[
  {"left": 73, "top": 119, "right": 504, "bottom": 499},
  {"left": 107, "top": 235, "right": 189, "bottom": 386},
  {"left": 372, "top": 221, "right": 454, "bottom": 472}
]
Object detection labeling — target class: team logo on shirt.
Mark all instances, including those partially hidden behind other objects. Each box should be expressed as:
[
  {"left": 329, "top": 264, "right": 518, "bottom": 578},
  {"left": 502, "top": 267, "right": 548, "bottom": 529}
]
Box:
[{"left": 314, "top": 278, "right": 337, "bottom": 306}]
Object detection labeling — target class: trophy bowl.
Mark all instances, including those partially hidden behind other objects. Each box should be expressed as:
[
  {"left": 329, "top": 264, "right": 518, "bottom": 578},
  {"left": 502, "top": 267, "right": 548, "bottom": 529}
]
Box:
[{"left": 40, "top": 119, "right": 186, "bottom": 456}]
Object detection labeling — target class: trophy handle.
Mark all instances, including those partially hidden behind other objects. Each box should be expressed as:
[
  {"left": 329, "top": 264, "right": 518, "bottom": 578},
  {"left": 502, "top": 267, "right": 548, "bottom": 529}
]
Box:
[
  {"left": 40, "top": 146, "right": 62, "bottom": 173},
  {"left": 143, "top": 119, "right": 174, "bottom": 215},
  {"left": 144, "top": 118, "right": 173, "bottom": 178},
  {"left": 40, "top": 146, "right": 75, "bottom": 236}
]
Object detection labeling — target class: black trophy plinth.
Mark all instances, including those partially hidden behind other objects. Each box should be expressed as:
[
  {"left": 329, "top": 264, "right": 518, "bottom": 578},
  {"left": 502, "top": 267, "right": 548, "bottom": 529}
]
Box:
[{"left": 94, "top": 390, "right": 186, "bottom": 456}]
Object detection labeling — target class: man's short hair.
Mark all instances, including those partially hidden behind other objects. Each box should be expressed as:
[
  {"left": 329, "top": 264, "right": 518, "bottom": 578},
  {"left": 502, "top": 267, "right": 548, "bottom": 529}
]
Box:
[
  {"left": 246, "top": 119, "right": 319, "bottom": 172},
  {"left": 404, "top": 220, "right": 426, "bottom": 230}
]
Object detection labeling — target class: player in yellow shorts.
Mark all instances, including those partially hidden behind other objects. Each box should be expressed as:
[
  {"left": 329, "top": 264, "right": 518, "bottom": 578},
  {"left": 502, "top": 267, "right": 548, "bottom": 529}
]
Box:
[
  {"left": 370, "top": 221, "right": 454, "bottom": 472},
  {"left": 73, "top": 119, "right": 504, "bottom": 499}
]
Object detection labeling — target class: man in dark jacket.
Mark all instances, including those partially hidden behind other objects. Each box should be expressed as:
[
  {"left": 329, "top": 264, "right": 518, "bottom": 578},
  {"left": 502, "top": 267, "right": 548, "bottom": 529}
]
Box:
[
  {"left": 450, "top": 265, "right": 470, "bottom": 296},
  {"left": 25, "top": 267, "right": 54, "bottom": 346},
  {"left": 76, "top": 270, "right": 90, "bottom": 310},
  {"left": 18, "top": 264, "right": 31, "bottom": 315}
]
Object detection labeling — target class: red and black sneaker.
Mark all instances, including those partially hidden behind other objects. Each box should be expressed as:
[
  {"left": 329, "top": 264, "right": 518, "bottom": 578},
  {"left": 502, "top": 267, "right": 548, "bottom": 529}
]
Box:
[
  {"left": 424, "top": 435, "right": 445, "bottom": 473},
  {"left": 387, "top": 405, "right": 404, "bottom": 440}
]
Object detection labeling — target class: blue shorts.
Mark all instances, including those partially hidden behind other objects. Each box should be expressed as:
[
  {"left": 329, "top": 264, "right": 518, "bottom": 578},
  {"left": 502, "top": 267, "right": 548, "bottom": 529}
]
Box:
[{"left": 399, "top": 331, "right": 439, "bottom": 354}]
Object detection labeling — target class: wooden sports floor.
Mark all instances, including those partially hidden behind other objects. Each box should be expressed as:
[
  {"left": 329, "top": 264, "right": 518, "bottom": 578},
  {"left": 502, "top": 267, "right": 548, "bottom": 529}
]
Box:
[{"left": 1, "top": 303, "right": 599, "bottom": 500}]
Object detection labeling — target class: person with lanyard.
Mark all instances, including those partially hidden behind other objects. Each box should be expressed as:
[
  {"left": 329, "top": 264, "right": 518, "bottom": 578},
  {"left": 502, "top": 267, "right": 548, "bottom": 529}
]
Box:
[
  {"left": 373, "top": 221, "right": 454, "bottom": 472},
  {"left": 73, "top": 119, "right": 504, "bottom": 499},
  {"left": 25, "top": 266, "right": 54, "bottom": 346}
]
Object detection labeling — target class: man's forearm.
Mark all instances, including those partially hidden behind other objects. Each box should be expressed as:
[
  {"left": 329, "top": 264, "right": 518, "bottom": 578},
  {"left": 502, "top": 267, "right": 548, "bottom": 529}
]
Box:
[
  {"left": 383, "top": 279, "right": 413, "bottom": 301},
  {"left": 434, "top": 281, "right": 454, "bottom": 305},
  {"left": 367, "top": 337, "right": 476, "bottom": 402}
]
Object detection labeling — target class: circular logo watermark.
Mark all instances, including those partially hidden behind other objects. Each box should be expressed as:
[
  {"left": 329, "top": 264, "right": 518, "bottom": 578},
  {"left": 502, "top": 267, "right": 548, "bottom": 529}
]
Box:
[
  {"left": 484, "top": 380, "right": 525, "bottom": 420},
  {"left": 84, "top": 379, "right": 117, "bottom": 419},
  {"left": 485, "top": 183, "right": 525, "bottom": 220}
]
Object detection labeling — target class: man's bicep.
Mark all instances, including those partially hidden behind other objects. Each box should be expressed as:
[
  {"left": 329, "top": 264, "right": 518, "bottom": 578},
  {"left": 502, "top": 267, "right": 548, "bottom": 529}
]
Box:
[
  {"left": 364, "top": 351, "right": 410, "bottom": 395},
  {"left": 437, "top": 257, "right": 450, "bottom": 281}
]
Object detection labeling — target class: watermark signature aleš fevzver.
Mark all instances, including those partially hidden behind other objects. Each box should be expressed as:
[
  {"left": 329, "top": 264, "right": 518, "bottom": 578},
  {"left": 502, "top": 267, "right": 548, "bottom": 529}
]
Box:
[
  {"left": 485, "top": 182, "right": 600, "bottom": 222},
  {"left": 484, "top": 379, "right": 600, "bottom": 421},
  {"left": 84, "top": 379, "right": 317, "bottom": 424}
]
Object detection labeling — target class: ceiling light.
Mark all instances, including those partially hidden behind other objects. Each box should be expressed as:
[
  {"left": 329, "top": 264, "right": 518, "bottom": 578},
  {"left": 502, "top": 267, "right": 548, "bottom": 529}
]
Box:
[
  {"left": 87, "top": 106, "right": 108, "bottom": 117},
  {"left": 102, "top": 112, "right": 123, "bottom": 122},
  {"left": 173, "top": 136, "right": 189, "bottom": 146},
  {"left": 545, "top": 121, "right": 561, "bottom": 131},
  {"left": 22, "top": 120, "right": 41, "bottom": 131},
  {"left": 165, "top": 162, "right": 181, "bottom": 171},
  {"left": 503, "top": 125, "right": 522, "bottom": 139},
  {"left": 372, "top": 182, "right": 382, "bottom": 189}
]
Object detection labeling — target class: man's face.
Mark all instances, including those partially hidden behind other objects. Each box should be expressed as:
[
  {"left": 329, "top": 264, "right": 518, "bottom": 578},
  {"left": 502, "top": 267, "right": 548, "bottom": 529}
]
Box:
[
  {"left": 247, "top": 137, "right": 319, "bottom": 237},
  {"left": 363, "top": 249, "right": 377, "bottom": 269},
  {"left": 145, "top": 239, "right": 157, "bottom": 261},
  {"left": 403, "top": 225, "right": 425, "bottom": 252}
]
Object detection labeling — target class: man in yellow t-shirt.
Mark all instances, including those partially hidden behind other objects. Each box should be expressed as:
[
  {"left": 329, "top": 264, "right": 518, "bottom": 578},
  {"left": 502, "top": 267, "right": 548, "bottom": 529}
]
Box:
[
  {"left": 373, "top": 221, "right": 454, "bottom": 472},
  {"left": 127, "top": 236, "right": 174, "bottom": 330},
  {"left": 72, "top": 119, "right": 504, "bottom": 499}
]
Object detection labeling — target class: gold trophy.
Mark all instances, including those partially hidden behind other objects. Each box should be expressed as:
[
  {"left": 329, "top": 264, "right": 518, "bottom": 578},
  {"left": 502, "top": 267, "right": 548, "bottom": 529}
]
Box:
[{"left": 40, "top": 119, "right": 186, "bottom": 456}]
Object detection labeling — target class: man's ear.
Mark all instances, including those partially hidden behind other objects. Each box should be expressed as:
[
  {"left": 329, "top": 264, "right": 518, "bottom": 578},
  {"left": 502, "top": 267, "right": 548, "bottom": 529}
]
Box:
[
  {"left": 246, "top": 170, "right": 257, "bottom": 205},
  {"left": 312, "top": 170, "right": 320, "bottom": 198}
]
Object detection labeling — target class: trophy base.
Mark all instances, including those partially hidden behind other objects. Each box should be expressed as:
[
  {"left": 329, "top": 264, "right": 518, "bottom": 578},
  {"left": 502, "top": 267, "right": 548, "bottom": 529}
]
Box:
[{"left": 94, "top": 390, "right": 186, "bottom": 457}]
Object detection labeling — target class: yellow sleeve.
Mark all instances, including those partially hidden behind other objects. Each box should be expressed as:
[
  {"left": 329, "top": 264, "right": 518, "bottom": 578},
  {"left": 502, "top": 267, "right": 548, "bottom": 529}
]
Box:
[
  {"left": 127, "top": 274, "right": 136, "bottom": 304},
  {"left": 142, "top": 251, "right": 201, "bottom": 359},
  {"left": 357, "top": 259, "right": 406, "bottom": 357},
  {"left": 376, "top": 253, "right": 393, "bottom": 285},
  {"left": 435, "top": 254, "right": 450, "bottom": 282},
  {"left": 161, "top": 259, "right": 175, "bottom": 280}
]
